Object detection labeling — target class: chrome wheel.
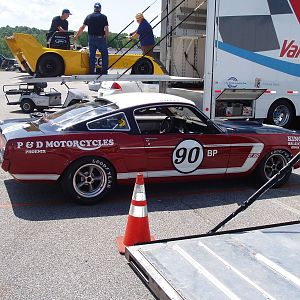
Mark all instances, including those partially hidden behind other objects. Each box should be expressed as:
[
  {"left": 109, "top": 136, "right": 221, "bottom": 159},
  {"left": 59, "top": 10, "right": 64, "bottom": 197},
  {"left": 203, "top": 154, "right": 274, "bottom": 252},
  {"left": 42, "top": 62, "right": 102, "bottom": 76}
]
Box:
[
  {"left": 73, "top": 163, "right": 107, "bottom": 198},
  {"left": 272, "top": 105, "right": 290, "bottom": 127},
  {"left": 263, "top": 153, "right": 288, "bottom": 180}
]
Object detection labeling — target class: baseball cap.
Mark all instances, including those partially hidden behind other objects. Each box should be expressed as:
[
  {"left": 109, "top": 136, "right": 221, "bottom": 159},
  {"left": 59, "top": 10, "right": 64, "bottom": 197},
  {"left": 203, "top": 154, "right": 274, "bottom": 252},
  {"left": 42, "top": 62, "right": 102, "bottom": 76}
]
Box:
[
  {"left": 94, "top": 2, "right": 101, "bottom": 9},
  {"left": 62, "top": 9, "right": 72, "bottom": 15}
]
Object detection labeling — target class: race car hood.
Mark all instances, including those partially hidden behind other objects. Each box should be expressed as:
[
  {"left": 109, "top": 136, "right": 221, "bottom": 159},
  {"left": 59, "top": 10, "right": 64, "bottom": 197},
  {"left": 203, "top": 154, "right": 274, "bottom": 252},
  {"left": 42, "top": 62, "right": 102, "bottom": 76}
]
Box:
[{"left": 215, "top": 120, "right": 296, "bottom": 134}]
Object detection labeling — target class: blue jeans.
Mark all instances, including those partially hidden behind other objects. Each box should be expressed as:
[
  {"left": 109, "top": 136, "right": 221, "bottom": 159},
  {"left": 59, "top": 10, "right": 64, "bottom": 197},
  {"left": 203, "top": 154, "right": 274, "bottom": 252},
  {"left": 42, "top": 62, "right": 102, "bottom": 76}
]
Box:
[{"left": 88, "top": 36, "right": 108, "bottom": 74}]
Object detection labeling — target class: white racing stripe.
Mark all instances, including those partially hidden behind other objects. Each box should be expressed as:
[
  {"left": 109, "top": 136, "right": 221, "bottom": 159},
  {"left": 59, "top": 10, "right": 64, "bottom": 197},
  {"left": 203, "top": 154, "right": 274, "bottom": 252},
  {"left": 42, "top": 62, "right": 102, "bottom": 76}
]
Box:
[
  {"left": 12, "top": 174, "right": 60, "bottom": 181},
  {"left": 117, "top": 143, "right": 264, "bottom": 180}
]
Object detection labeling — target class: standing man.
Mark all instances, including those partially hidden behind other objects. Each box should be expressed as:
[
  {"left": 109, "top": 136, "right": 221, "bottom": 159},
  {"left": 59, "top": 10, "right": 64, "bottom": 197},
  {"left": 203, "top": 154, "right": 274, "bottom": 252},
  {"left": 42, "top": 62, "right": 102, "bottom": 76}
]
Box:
[
  {"left": 130, "top": 13, "right": 155, "bottom": 57},
  {"left": 47, "top": 9, "right": 72, "bottom": 42},
  {"left": 74, "top": 3, "right": 109, "bottom": 75}
]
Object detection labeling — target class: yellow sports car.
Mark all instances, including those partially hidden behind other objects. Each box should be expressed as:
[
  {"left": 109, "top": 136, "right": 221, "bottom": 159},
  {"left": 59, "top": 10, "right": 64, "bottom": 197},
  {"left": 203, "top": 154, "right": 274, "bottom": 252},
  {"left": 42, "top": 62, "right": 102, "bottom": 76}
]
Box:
[{"left": 5, "top": 33, "right": 166, "bottom": 77}]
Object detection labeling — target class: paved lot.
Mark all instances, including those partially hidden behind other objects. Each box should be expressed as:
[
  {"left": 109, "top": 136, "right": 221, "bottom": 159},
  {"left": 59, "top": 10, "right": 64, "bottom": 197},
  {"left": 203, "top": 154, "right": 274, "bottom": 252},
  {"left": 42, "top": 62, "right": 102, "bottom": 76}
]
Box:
[{"left": 0, "top": 71, "right": 300, "bottom": 299}]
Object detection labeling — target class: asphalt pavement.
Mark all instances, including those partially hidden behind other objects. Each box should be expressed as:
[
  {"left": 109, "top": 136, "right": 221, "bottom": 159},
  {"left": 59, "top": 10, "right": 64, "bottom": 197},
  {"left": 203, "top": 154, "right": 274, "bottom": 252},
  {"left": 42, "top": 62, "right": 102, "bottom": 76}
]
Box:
[{"left": 0, "top": 71, "right": 300, "bottom": 299}]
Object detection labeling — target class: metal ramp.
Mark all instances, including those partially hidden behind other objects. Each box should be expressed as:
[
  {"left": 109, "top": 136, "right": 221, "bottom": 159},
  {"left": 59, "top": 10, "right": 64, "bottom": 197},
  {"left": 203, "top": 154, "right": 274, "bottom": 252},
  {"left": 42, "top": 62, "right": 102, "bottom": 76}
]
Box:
[{"left": 125, "top": 221, "right": 300, "bottom": 300}]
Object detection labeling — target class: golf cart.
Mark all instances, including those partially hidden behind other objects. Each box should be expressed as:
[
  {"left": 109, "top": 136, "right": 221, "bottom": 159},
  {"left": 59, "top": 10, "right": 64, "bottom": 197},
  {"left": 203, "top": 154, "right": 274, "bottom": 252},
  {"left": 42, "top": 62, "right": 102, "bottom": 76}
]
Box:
[{"left": 3, "top": 82, "right": 89, "bottom": 113}]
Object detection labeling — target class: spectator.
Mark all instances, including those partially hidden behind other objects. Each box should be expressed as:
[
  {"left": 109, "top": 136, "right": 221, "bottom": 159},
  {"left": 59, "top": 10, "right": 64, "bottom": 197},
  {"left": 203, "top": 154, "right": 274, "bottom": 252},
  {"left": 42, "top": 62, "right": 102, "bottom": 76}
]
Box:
[
  {"left": 47, "top": 9, "right": 72, "bottom": 42},
  {"left": 130, "top": 13, "right": 155, "bottom": 57},
  {"left": 74, "top": 2, "right": 109, "bottom": 74}
]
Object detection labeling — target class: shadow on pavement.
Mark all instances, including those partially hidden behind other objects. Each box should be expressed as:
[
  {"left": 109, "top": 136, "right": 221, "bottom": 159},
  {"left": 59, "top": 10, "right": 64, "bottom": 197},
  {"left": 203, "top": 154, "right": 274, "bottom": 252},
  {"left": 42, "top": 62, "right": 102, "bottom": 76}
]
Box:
[{"left": 4, "top": 173, "right": 300, "bottom": 221}]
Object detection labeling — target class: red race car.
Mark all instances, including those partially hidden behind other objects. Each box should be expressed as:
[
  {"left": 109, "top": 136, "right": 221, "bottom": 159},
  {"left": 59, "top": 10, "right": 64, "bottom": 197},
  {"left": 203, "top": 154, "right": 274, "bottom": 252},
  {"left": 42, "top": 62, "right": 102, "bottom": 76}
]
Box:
[{"left": 1, "top": 93, "right": 299, "bottom": 204}]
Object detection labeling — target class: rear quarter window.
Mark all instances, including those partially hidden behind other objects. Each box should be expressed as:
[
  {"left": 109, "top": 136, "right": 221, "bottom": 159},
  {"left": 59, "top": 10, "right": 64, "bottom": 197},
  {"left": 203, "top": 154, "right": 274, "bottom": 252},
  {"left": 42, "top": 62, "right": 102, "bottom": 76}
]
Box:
[{"left": 87, "top": 112, "right": 130, "bottom": 131}]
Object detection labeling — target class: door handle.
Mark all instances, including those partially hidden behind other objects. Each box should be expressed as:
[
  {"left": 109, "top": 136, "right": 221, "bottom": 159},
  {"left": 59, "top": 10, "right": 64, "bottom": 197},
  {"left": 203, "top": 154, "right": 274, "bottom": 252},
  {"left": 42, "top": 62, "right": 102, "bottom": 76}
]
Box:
[{"left": 145, "top": 137, "right": 158, "bottom": 142}]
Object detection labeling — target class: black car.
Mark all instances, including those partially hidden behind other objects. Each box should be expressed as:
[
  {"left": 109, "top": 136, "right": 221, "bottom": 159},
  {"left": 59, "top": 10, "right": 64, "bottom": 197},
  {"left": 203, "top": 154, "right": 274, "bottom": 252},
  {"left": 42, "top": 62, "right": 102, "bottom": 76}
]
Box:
[{"left": 1, "top": 58, "right": 18, "bottom": 71}]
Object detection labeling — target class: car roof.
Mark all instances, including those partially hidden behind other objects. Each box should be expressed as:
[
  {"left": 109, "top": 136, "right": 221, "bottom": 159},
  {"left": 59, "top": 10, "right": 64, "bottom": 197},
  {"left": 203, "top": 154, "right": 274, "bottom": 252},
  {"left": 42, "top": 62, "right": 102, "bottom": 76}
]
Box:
[{"left": 104, "top": 92, "right": 195, "bottom": 109}]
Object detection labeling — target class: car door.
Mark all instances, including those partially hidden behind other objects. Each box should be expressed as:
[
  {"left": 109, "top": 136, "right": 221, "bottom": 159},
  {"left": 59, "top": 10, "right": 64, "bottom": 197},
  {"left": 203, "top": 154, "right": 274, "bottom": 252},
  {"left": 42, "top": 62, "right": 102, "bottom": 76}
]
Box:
[
  {"left": 86, "top": 111, "right": 147, "bottom": 177},
  {"left": 134, "top": 104, "right": 231, "bottom": 181}
]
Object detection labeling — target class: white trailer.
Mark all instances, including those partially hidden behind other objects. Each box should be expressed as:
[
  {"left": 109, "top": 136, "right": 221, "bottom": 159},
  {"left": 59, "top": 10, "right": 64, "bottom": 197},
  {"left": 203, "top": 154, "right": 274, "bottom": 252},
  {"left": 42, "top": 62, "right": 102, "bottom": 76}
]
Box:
[
  {"left": 126, "top": 221, "right": 300, "bottom": 300},
  {"left": 160, "top": 0, "right": 300, "bottom": 127}
]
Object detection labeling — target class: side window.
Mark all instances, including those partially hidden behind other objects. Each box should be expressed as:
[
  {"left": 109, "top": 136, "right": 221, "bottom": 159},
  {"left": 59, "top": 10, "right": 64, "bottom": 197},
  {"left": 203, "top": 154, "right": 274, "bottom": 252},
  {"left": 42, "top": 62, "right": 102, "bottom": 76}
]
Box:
[
  {"left": 87, "top": 112, "right": 130, "bottom": 131},
  {"left": 134, "top": 106, "right": 168, "bottom": 134}
]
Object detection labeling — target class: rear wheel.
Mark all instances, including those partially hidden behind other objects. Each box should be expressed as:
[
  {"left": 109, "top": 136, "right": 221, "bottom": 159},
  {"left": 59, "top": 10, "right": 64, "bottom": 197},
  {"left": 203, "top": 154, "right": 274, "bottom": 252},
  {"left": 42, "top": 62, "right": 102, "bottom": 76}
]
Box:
[
  {"left": 255, "top": 150, "right": 292, "bottom": 187},
  {"left": 267, "top": 100, "right": 295, "bottom": 128},
  {"left": 20, "top": 98, "right": 35, "bottom": 113},
  {"left": 36, "top": 53, "right": 64, "bottom": 77},
  {"left": 62, "top": 157, "right": 116, "bottom": 205},
  {"left": 131, "top": 58, "right": 154, "bottom": 75}
]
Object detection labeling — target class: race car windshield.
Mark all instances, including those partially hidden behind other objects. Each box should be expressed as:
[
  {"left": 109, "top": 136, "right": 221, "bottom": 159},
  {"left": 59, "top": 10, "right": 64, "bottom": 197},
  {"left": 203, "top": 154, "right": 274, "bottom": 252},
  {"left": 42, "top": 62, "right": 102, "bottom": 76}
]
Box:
[{"left": 36, "top": 102, "right": 119, "bottom": 128}]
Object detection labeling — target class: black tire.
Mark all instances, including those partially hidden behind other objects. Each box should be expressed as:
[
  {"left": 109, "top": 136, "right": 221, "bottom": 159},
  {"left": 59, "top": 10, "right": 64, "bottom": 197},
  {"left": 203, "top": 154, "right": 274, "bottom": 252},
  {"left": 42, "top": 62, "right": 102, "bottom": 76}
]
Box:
[
  {"left": 255, "top": 149, "right": 292, "bottom": 187},
  {"left": 131, "top": 58, "right": 154, "bottom": 75},
  {"left": 267, "top": 100, "right": 295, "bottom": 128},
  {"left": 20, "top": 98, "right": 35, "bottom": 113},
  {"left": 62, "top": 157, "right": 116, "bottom": 205},
  {"left": 36, "top": 53, "right": 64, "bottom": 77}
]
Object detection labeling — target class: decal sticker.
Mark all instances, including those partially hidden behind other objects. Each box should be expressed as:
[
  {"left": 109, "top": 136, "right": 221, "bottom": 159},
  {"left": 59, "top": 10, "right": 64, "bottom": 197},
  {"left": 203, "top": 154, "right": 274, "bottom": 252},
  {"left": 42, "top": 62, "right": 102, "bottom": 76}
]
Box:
[
  {"left": 226, "top": 77, "right": 246, "bottom": 89},
  {"left": 17, "top": 139, "right": 115, "bottom": 153},
  {"left": 288, "top": 136, "right": 300, "bottom": 149},
  {"left": 172, "top": 140, "right": 204, "bottom": 174},
  {"left": 118, "top": 119, "right": 126, "bottom": 127}
]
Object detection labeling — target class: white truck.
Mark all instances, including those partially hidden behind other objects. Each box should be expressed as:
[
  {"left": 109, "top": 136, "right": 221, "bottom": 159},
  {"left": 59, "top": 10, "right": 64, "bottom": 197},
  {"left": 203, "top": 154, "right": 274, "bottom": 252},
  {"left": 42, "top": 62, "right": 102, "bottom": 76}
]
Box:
[{"left": 160, "top": 0, "right": 300, "bottom": 127}]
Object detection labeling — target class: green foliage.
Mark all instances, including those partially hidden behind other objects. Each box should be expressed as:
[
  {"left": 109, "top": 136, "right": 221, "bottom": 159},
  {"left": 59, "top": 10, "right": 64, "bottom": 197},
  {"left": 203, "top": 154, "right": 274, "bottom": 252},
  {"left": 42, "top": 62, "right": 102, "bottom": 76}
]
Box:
[
  {"left": 0, "top": 25, "right": 48, "bottom": 58},
  {"left": 0, "top": 25, "right": 160, "bottom": 58}
]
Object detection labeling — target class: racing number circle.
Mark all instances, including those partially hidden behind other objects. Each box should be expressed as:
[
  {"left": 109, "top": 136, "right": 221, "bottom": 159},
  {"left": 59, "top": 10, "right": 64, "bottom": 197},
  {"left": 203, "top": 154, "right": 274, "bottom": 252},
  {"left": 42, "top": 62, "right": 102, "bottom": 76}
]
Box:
[{"left": 172, "top": 140, "right": 204, "bottom": 174}]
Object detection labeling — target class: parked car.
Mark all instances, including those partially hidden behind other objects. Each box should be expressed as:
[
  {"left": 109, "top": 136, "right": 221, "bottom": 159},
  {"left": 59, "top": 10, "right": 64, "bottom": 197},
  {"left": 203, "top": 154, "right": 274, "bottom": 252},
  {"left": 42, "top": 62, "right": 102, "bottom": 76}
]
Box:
[
  {"left": 88, "top": 80, "right": 159, "bottom": 95},
  {"left": 89, "top": 80, "right": 204, "bottom": 107},
  {"left": 1, "top": 58, "right": 18, "bottom": 70},
  {"left": 1, "top": 93, "right": 299, "bottom": 205}
]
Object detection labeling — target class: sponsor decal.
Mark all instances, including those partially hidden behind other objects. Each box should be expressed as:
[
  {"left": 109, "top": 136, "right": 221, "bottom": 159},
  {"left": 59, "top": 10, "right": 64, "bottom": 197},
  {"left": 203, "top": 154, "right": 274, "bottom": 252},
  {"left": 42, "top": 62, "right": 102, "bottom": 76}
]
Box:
[
  {"left": 248, "top": 153, "right": 260, "bottom": 158},
  {"left": 226, "top": 77, "right": 246, "bottom": 89},
  {"left": 280, "top": 40, "right": 300, "bottom": 58},
  {"left": 172, "top": 140, "right": 204, "bottom": 174},
  {"left": 17, "top": 139, "right": 115, "bottom": 153},
  {"left": 288, "top": 135, "right": 300, "bottom": 149}
]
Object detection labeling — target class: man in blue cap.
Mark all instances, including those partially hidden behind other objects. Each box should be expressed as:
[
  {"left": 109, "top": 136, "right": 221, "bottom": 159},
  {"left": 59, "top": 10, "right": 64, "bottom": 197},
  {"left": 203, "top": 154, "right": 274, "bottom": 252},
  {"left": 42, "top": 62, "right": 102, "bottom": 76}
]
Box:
[
  {"left": 74, "top": 3, "right": 109, "bottom": 75},
  {"left": 47, "top": 9, "right": 72, "bottom": 42}
]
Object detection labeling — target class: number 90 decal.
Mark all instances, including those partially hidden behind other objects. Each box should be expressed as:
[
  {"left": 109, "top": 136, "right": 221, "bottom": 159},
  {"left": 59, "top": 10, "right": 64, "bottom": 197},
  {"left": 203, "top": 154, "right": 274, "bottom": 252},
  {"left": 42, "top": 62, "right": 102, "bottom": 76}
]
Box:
[{"left": 172, "top": 140, "right": 204, "bottom": 173}]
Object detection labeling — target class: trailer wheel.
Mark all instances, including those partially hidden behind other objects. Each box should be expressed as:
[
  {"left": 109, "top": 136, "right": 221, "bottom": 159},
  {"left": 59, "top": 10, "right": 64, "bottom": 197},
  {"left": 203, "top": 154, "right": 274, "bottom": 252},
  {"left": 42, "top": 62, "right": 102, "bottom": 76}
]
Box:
[
  {"left": 255, "top": 150, "right": 291, "bottom": 187},
  {"left": 131, "top": 58, "right": 154, "bottom": 75},
  {"left": 20, "top": 99, "right": 35, "bottom": 113},
  {"left": 267, "top": 99, "right": 295, "bottom": 128},
  {"left": 36, "top": 54, "right": 64, "bottom": 77},
  {"left": 62, "top": 157, "right": 116, "bottom": 205}
]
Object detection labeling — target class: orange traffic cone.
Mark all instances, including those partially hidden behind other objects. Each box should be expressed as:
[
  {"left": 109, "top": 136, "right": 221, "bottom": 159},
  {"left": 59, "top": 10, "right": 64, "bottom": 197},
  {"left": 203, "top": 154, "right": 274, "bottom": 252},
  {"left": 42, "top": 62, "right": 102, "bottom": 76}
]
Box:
[{"left": 116, "top": 173, "right": 155, "bottom": 254}]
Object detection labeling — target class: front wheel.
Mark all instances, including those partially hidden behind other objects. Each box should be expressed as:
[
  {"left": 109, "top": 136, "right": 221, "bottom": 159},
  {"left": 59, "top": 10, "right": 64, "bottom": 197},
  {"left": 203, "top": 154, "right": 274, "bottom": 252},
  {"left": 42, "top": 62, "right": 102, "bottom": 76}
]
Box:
[
  {"left": 36, "top": 53, "right": 64, "bottom": 77},
  {"left": 255, "top": 150, "right": 292, "bottom": 187},
  {"left": 62, "top": 157, "right": 116, "bottom": 205}
]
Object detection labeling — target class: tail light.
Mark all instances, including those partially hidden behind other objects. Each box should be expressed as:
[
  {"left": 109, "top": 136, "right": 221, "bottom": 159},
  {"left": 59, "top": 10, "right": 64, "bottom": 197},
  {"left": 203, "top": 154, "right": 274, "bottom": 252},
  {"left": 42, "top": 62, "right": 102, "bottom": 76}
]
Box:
[{"left": 111, "top": 82, "right": 122, "bottom": 90}]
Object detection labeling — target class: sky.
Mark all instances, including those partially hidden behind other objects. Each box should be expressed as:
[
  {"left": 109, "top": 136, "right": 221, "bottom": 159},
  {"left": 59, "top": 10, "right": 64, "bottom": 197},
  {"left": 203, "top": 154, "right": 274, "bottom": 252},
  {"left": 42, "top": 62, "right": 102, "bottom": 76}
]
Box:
[{"left": 0, "top": 0, "right": 162, "bottom": 35}]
